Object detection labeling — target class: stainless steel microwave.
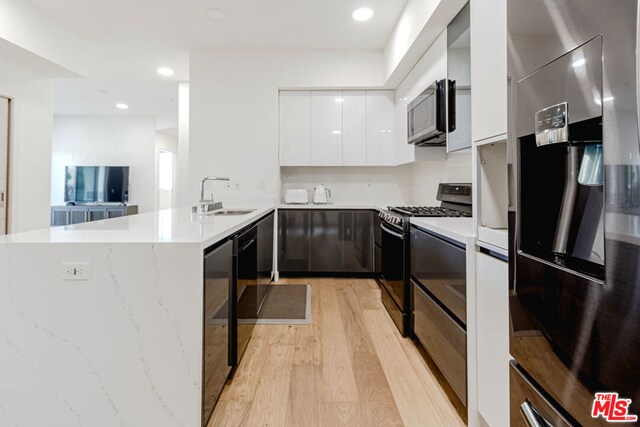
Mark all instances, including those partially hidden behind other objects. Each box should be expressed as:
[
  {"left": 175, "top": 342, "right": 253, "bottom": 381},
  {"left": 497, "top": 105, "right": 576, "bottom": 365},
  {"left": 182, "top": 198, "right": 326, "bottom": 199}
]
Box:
[{"left": 407, "top": 79, "right": 455, "bottom": 146}]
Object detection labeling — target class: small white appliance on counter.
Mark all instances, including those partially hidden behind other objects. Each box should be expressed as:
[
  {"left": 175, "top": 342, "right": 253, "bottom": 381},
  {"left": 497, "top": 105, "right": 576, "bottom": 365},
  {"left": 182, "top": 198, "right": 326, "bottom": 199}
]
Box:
[
  {"left": 313, "top": 184, "right": 331, "bottom": 204},
  {"left": 284, "top": 189, "right": 309, "bottom": 205}
]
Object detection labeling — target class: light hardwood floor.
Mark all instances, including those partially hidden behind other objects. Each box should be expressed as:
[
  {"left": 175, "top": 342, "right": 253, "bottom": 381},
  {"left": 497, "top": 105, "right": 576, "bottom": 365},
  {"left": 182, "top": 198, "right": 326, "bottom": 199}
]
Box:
[{"left": 208, "top": 278, "right": 466, "bottom": 427}]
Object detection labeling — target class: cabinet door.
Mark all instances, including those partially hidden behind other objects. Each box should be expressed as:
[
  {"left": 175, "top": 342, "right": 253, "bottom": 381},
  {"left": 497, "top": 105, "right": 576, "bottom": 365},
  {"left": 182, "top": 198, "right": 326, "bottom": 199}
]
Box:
[
  {"left": 394, "top": 76, "right": 415, "bottom": 165},
  {"left": 471, "top": 0, "right": 507, "bottom": 141},
  {"left": 309, "top": 210, "right": 341, "bottom": 271},
  {"left": 257, "top": 212, "right": 274, "bottom": 285},
  {"left": 279, "top": 91, "right": 311, "bottom": 166},
  {"left": 342, "top": 91, "right": 367, "bottom": 166},
  {"left": 107, "top": 208, "right": 125, "bottom": 219},
  {"left": 310, "top": 91, "right": 343, "bottom": 166},
  {"left": 278, "top": 210, "right": 311, "bottom": 272},
  {"left": 366, "top": 91, "right": 394, "bottom": 166},
  {"left": 70, "top": 209, "right": 87, "bottom": 224},
  {"left": 476, "top": 251, "right": 509, "bottom": 427},
  {"left": 342, "top": 211, "right": 374, "bottom": 273},
  {"left": 202, "top": 239, "right": 233, "bottom": 425},
  {"left": 87, "top": 208, "right": 107, "bottom": 222},
  {"left": 51, "top": 208, "right": 69, "bottom": 226}
]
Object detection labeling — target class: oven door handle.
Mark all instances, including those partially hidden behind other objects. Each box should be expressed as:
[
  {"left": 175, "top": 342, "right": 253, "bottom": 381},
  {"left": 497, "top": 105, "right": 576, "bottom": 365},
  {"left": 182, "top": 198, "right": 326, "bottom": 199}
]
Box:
[
  {"left": 520, "top": 401, "right": 552, "bottom": 427},
  {"left": 380, "top": 223, "right": 405, "bottom": 239}
]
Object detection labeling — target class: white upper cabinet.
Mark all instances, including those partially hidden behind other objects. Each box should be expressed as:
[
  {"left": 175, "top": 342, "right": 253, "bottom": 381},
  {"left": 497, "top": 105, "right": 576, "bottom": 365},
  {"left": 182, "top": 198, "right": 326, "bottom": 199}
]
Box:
[
  {"left": 394, "top": 72, "right": 414, "bottom": 165},
  {"left": 471, "top": 0, "right": 507, "bottom": 142},
  {"left": 366, "top": 91, "right": 394, "bottom": 166},
  {"left": 278, "top": 90, "right": 394, "bottom": 166},
  {"left": 342, "top": 91, "right": 367, "bottom": 166},
  {"left": 279, "top": 91, "right": 310, "bottom": 166},
  {"left": 310, "top": 91, "right": 343, "bottom": 166}
]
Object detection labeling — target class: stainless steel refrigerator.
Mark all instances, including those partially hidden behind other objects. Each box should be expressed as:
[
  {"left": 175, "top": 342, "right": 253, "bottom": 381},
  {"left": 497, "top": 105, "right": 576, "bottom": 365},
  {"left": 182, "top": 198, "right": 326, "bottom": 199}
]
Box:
[{"left": 508, "top": 1, "right": 640, "bottom": 425}]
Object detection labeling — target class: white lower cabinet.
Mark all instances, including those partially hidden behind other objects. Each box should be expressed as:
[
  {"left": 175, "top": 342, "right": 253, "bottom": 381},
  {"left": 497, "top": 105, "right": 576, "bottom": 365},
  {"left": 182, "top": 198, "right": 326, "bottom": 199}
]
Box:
[{"left": 475, "top": 250, "right": 509, "bottom": 427}]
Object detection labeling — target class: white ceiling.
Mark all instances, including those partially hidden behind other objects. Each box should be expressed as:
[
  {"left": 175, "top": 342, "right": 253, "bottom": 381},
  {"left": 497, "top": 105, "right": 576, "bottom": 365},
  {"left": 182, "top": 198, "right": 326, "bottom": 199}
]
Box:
[{"left": 25, "top": 0, "right": 408, "bottom": 128}]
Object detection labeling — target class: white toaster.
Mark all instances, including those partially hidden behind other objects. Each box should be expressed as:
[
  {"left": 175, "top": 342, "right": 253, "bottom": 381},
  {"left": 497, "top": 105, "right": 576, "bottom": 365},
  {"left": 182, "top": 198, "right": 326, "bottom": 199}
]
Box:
[{"left": 285, "top": 189, "right": 309, "bottom": 204}]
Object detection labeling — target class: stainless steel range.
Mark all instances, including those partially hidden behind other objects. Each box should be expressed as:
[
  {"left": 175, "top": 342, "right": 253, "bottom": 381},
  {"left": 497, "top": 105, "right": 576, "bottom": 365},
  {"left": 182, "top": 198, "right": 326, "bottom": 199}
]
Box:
[{"left": 377, "top": 183, "right": 472, "bottom": 336}]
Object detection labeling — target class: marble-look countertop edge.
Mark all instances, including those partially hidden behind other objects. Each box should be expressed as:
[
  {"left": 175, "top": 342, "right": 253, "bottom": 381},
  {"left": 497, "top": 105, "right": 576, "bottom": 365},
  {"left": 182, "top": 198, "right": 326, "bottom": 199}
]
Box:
[{"left": 409, "top": 217, "right": 475, "bottom": 246}]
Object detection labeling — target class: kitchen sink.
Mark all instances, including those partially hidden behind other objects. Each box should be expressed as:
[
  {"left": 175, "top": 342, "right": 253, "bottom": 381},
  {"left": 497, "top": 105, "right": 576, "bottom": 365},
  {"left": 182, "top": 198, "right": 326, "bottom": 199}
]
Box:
[{"left": 211, "top": 209, "right": 256, "bottom": 216}]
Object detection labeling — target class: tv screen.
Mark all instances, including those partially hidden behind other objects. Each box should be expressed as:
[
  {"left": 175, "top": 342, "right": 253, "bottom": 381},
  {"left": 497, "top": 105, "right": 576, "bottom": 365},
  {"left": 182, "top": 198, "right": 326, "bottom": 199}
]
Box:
[{"left": 65, "top": 166, "right": 129, "bottom": 204}]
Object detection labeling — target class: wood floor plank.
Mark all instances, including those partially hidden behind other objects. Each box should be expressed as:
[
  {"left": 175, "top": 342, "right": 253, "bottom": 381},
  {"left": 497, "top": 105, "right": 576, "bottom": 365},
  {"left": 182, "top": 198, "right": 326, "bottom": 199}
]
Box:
[
  {"left": 240, "top": 345, "right": 295, "bottom": 427},
  {"left": 336, "top": 285, "right": 404, "bottom": 427},
  {"left": 210, "top": 279, "right": 466, "bottom": 427},
  {"left": 318, "top": 283, "right": 360, "bottom": 403},
  {"left": 285, "top": 364, "right": 323, "bottom": 427},
  {"left": 349, "top": 279, "right": 381, "bottom": 311},
  {"left": 218, "top": 328, "right": 272, "bottom": 402},
  {"left": 362, "top": 308, "right": 465, "bottom": 427},
  {"left": 207, "top": 401, "right": 251, "bottom": 427},
  {"left": 322, "top": 403, "right": 365, "bottom": 427}
]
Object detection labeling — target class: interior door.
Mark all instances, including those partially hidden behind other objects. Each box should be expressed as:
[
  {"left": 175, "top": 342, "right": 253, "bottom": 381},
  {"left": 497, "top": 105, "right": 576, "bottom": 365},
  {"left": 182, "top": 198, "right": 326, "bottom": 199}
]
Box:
[{"left": 0, "top": 97, "right": 9, "bottom": 235}]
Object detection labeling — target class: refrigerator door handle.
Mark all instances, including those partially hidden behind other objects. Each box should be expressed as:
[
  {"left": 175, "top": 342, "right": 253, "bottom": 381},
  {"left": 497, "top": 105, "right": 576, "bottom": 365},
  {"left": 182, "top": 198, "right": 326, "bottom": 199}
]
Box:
[{"left": 520, "top": 401, "right": 552, "bottom": 427}]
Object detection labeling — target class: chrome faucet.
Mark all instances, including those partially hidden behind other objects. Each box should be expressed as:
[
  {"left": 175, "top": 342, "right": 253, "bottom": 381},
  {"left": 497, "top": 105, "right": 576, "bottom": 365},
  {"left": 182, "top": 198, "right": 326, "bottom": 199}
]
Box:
[{"left": 199, "top": 176, "right": 230, "bottom": 213}]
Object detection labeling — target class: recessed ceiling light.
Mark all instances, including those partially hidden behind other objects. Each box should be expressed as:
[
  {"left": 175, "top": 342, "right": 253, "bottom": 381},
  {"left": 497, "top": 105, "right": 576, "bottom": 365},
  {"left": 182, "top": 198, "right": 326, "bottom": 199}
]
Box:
[
  {"left": 206, "top": 8, "right": 226, "bottom": 21},
  {"left": 116, "top": 103, "right": 129, "bottom": 110},
  {"left": 157, "top": 67, "right": 174, "bottom": 77},
  {"left": 352, "top": 7, "right": 374, "bottom": 22},
  {"left": 332, "top": 130, "right": 342, "bottom": 135}
]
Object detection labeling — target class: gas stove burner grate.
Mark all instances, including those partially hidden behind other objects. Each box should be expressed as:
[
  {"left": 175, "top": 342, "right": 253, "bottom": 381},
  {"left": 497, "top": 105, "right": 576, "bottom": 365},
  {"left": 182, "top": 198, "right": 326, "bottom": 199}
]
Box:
[{"left": 390, "top": 206, "right": 472, "bottom": 217}]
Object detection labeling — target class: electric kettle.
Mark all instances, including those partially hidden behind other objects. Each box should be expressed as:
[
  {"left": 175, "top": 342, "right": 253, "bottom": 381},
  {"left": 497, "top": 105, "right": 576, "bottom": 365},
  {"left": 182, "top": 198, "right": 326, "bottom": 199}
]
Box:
[{"left": 313, "top": 184, "right": 331, "bottom": 204}]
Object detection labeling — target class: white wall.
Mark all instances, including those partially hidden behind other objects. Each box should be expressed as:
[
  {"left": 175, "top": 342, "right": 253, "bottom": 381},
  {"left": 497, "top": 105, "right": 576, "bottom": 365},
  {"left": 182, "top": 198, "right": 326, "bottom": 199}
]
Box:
[
  {"left": 51, "top": 116, "right": 157, "bottom": 213},
  {"left": 189, "top": 50, "right": 384, "bottom": 207},
  {"left": 155, "top": 129, "right": 178, "bottom": 210},
  {"left": 0, "top": 79, "right": 54, "bottom": 233},
  {"left": 383, "top": 0, "right": 467, "bottom": 86}
]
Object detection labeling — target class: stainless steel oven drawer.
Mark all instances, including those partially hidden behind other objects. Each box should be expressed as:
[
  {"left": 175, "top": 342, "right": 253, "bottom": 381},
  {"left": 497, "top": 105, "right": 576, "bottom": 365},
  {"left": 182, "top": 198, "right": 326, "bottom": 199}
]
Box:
[
  {"left": 413, "top": 280, "right": 467, "bottom": 406},
  {"left": 510, "top": 362, "right": 573, "bottom": 427}
]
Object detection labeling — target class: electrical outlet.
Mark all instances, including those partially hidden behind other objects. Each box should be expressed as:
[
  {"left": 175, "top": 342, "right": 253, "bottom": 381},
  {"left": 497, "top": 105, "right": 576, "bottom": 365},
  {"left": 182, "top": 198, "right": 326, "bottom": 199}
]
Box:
[{"left": 61, "top": 263, "right": 91, "bottom": 281}]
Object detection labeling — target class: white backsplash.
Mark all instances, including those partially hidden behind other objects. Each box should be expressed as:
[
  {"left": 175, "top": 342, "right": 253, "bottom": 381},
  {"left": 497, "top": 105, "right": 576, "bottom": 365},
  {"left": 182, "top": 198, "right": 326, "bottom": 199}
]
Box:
[
  {"left": 280, "top": 165, "right": 415, "bottom": 205},
  {"left": 280, "top": 150, "right": 472, "bottom": 206},
  {"left": 412, "top": 149, "right": 473, "bottom": 205}
]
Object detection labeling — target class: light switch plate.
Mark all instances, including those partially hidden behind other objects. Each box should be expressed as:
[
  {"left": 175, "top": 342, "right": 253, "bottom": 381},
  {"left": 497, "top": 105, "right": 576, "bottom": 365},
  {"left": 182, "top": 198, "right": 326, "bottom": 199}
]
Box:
[{"left": 61, "top": 263, "right": 91, "bottom": 281}]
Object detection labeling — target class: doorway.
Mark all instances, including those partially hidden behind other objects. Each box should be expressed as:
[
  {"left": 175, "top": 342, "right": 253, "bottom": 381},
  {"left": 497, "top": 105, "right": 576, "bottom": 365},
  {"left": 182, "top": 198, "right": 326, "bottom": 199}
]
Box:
[
  {"left": 158, "top": 149, "right": 175, "bottom": 210},
  {"left": 0, "top": 96, "right": 10, "bottom": 235}
]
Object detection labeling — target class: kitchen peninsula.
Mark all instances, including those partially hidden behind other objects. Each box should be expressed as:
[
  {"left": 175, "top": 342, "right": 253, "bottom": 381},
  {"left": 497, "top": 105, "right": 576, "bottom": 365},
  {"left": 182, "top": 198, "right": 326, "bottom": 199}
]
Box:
[{"left": 0, "top": 206, "right": 274, "bottom": 426}]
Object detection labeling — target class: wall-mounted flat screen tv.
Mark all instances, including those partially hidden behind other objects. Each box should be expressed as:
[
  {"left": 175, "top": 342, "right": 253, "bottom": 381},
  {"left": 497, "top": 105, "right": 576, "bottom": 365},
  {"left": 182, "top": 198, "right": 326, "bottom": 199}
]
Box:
[{"left": 65, "top": 166, "right": 129, "bottom": 204}]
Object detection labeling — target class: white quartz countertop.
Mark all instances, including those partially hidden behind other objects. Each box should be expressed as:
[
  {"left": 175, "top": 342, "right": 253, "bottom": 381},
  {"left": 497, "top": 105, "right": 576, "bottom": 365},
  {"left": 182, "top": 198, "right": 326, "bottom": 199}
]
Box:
[
  {"left": 278, "top": 203, "right": 386, "bottom": 211},
  {"left": 410, "top": 217, "right": 475, "bottom": 245},
  {"left": 0, "top": 205, "right": 275, "bottom": 248}
]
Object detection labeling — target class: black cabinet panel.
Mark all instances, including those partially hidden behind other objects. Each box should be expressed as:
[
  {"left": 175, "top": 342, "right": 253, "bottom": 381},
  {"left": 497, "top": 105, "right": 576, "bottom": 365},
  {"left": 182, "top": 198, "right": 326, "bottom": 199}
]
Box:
[
  {"left": 310, "top": 210, "right": 341, "bottom": 271},
  {"left": 278, "top": 209, "right": 374, "bottom": 274},
  {"left": 278, "top": 210, "right": 311, "bottom": 272},
  {"left": 202, "top": 239, "right": 233, "bottom": 426}
]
